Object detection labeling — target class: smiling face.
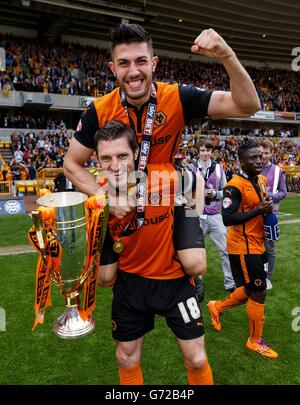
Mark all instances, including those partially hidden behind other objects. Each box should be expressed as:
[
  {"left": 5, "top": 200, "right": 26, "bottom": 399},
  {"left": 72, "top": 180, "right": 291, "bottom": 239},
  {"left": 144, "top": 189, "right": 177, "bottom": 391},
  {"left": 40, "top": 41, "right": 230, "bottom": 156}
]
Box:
[
  {"left": 240, "top": 147, "right": 263, "bottom": 177},
  {"left": 109, "top": 42, "right": 158, "bottom": 107},
  {"left": 97, "top": 137, "right": 139, "bottom": 190}
]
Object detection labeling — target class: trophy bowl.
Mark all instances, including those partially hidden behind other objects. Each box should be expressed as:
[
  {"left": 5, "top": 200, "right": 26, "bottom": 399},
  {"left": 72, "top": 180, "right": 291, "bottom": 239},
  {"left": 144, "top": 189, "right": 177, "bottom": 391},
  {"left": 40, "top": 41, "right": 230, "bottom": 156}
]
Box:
[{"left": 36, "top": 191, "right": 95, "bottom": 339}]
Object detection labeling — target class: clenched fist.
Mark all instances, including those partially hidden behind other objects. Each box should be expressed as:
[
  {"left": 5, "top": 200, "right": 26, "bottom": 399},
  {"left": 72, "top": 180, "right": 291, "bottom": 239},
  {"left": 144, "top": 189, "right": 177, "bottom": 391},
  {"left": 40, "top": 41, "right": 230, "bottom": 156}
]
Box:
[{"left": 191, "top": 28, "right": 234, "bottom": 61}]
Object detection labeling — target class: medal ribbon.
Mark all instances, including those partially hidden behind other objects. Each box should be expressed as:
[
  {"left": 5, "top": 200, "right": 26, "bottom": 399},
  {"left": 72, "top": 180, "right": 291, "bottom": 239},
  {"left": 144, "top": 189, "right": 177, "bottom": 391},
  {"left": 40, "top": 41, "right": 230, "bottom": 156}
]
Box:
[
  {"left": 28, "top": 208, "right": 62, "bottom": 331},
  {"left": 120, "top": 82, "right": 157, "bottom": 229},
  {"left": 81, "top": 195, "right": 109, "bottom": 320}
]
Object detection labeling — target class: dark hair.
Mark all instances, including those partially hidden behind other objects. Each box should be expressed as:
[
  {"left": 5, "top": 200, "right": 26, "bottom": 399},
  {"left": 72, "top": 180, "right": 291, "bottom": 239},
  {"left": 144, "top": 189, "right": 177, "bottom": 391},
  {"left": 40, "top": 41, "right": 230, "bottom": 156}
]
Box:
[
  {"left": 238, "top": 141, "right": 259, "bottom": 161},
  {"left": 110, "top": 19, "right": 153, "bottom": 56},
  {"left": 94, "top": 120, "right": 138, "bottom": 153},
  {"left": 197, "top": 137, "right": 214, "bottom": 150}
]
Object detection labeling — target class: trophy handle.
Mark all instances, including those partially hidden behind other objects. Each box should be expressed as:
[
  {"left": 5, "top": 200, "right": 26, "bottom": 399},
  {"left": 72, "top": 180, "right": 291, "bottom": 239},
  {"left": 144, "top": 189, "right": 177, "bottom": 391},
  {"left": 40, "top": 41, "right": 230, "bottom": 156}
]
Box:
[{"left": 31, "top": 211, "right": 47, "bottom": 264}]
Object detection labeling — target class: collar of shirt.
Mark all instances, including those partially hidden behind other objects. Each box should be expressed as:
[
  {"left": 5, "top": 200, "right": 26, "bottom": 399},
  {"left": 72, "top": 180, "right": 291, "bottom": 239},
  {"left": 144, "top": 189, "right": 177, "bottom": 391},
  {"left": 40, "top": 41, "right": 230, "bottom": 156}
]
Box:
[
  {"left": 262, "top": 163, "right": 272, "bottom": 169},
  {"left": 198, "top": 159, "right": 212, "bottom": 175},
  {"left": 239, "top": 171, "right": 260, "bottom": 186},
  {"left": 239, "top": 170, "right": 249, "bottom": 179}
]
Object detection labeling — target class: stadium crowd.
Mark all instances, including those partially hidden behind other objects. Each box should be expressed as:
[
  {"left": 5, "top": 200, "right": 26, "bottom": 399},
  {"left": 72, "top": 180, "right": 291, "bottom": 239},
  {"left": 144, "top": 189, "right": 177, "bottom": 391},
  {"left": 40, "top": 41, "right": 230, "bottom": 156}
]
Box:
[
  {"left": 0, "top": 34, "right": 299, "bottom": 188},
  {"left": 0, "top": 112, "right": 67, "bottom": 130},
  {"left": 1, "top": 127, "right": 299, "bottom": 187},
  {"left": 1, "top": 34, "right": 300, "bottom": 112},
  {"left": 0, "top": 129, "right": 74, "bottom": 182},
  {"left": 183, "top": 122, "right": 296, "bottom": 138},
  {"left": 0, "top": 111, "right": 296, "bottom": 139}
]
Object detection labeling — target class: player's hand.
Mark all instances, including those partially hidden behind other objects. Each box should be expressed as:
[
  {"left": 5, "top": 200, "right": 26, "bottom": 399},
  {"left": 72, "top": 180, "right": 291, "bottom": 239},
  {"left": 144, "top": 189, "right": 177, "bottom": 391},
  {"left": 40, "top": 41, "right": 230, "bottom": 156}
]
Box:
[
  {"left": 109, "top": 199, "right": 136, "bottom": 219},
  {"left": 260, "top": 198, "right": 274, "bottom": 215},
  {"left": 191, "top": 29, "right": 235, "bottom": 61},
  {"left": 109, "top": 205, "right": 134, "bottom": 219}
]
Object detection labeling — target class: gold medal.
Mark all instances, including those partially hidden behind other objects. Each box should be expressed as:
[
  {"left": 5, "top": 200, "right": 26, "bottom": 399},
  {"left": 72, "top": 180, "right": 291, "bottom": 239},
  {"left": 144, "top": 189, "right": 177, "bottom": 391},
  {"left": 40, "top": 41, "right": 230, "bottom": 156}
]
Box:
[{"left": 113, "top": 240, "right": 125, "bottom": 254}]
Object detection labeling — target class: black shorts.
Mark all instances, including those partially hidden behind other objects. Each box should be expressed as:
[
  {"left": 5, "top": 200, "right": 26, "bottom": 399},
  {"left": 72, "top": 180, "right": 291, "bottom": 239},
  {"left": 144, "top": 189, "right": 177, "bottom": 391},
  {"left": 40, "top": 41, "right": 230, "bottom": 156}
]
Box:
[
  {"left": 173, "top": 205, "right": 205, "bottom": 250},
  {"left": 111, "top": 270, "right": 204, "bottom": 342},
  {"left": 229, "top": 253, "right": 268, "bottom": 291}
]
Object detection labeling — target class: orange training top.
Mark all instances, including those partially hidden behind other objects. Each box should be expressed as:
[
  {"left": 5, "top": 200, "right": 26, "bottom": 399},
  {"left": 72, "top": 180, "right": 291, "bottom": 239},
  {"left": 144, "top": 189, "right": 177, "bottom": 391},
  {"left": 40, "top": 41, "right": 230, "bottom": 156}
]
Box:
[{"left": 222, "top": 174, "right": 268, "bottom": 255}]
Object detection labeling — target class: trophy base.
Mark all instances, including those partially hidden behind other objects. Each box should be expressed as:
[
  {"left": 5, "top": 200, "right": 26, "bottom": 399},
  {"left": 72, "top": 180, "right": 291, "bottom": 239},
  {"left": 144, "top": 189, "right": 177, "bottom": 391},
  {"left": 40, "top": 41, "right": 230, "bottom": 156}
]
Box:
[{"left": 53, "top": 307, "right": 95, "bottom": 339}]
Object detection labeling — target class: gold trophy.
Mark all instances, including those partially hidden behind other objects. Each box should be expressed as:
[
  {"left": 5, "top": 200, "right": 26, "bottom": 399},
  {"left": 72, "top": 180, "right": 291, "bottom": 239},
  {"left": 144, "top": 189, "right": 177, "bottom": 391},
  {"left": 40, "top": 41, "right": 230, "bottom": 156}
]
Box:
[{"left": 29, "top": 191, "right": 108, "bottom": 339}]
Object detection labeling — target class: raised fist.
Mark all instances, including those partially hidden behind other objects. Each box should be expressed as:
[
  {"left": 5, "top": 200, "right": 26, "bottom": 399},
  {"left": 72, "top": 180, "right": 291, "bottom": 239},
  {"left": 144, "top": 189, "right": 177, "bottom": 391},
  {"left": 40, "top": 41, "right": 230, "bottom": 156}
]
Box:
[{"left": 191, "top": 28, "right": 234, "bottom": 61}]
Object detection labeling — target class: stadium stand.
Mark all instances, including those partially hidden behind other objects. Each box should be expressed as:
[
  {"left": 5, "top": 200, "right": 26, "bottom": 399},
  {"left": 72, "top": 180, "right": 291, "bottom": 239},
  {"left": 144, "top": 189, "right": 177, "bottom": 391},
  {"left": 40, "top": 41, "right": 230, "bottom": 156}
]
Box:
[{"left": 1, "top": 34, "right": 300, "bottom": 112}]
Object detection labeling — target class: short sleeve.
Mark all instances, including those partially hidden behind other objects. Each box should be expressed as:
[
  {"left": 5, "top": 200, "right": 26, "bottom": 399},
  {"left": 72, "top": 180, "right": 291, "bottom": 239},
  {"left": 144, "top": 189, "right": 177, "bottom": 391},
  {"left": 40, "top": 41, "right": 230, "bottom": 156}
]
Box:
[
  {"left": 73, "top": 102, "right": 99, "bottom": 149},
  {"left": 179, "top": 84, "right": 213, "bottom": 123}
]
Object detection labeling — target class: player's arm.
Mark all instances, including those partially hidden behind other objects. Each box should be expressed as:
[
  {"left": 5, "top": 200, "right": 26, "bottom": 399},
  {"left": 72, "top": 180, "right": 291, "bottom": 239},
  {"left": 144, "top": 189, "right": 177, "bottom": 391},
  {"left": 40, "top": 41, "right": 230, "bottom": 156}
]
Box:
[
  {"left": 98, "top": 262, "right": 118, "bottom": 287},
  {"left": 64, "top": 138, "right": 99, "bottom": 195},
  {"left": 99, "top": 230, "right": 119, "bottom": 287},
  {"left": 222, "top": 186, "right": 264, "bottom": 226},
  {"left": 194, "top": 171, "right": 205, "bottom": 215},
  {"left": 191, "top": 29, "right": 261, "bottom": 119},
  {"left": 186, "top": 170, "right": 205, "bottom": 215},
  {"left": 64, "top": 102, "right": 99, "bottom": 196}
]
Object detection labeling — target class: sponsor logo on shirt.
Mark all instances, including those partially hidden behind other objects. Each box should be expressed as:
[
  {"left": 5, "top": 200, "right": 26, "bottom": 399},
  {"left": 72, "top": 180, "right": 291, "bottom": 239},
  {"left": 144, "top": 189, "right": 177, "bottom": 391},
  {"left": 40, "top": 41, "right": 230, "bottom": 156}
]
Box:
[
  {"left": 111, "top": 211, "right": 170, "bottom": 233},
  {"left": 148, "top": 192, "right": 162, "bottom": 206},
  {"left": 151, "top": 135, "right": 171, "bottom": 146}
]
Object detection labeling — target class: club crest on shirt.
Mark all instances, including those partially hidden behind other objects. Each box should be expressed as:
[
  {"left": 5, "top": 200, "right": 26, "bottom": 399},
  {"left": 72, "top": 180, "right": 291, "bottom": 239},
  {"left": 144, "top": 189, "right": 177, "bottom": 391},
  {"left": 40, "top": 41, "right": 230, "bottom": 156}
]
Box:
[
  {"left": 155, "top": 111, "right": 167, "bottom": 126},
  {"left": 148, "top": 192, "right": 162, "bottom": 206},
  {"left": 222, "top": 197, "right": 232, "bottom": 209}
]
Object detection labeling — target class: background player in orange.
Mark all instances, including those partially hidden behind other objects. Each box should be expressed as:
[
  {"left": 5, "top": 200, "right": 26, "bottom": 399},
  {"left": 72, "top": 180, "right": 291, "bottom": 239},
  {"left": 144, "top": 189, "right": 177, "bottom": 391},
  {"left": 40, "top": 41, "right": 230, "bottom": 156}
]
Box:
[
  {"left": 190, "top": 138, "right": 235, "bottom": 293},
  {"left": 207, "top": 141, "right": 278, "bottom": 359},
  {"left": 63, "top": 20, "right": 260, "bottom": 286},
  {"left": 95, "top": 120, "right": 211, "bottom": 385}
]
